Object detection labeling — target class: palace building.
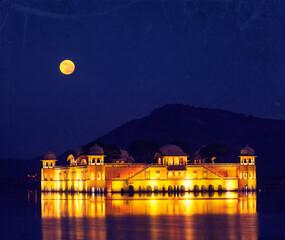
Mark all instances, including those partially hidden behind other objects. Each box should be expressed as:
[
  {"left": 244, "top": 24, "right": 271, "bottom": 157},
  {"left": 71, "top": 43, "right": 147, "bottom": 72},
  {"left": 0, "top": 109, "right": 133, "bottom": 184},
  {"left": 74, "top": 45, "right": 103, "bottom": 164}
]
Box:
[{"left": 41, "top": 144, "right": 256, "bottom": 193}]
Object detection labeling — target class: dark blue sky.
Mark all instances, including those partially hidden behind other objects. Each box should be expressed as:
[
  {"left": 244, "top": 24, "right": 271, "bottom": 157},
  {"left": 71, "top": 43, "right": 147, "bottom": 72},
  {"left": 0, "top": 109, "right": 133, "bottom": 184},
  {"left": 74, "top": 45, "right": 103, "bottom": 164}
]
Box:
[{"left": 1, "top": 1, "right": 284, "bottom": 159}]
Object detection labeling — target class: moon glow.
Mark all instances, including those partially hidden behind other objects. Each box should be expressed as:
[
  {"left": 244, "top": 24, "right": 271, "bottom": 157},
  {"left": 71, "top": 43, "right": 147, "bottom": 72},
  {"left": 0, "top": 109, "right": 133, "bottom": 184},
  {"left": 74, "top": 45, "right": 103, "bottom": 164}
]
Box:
[{"left": 60, "top": 60, "right": 75, "bottom": 75}]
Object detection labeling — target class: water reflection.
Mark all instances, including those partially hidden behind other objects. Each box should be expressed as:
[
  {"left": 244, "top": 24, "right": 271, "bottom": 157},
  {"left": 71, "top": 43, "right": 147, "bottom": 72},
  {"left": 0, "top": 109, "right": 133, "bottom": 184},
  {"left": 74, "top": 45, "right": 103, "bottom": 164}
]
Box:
[{"left": 41, "top": 192, "right": 258, "bottom": 240}]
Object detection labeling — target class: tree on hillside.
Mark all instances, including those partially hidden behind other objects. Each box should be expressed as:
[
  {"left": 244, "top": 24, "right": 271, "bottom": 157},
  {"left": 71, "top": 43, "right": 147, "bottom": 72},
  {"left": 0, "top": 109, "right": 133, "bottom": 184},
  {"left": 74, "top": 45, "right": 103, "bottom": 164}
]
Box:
[
  {"left": 199, "top": 144, "right": 229, "bottom": 163},
  {"left": 128, "top": 140, "right": 159, "bottom": 163}
]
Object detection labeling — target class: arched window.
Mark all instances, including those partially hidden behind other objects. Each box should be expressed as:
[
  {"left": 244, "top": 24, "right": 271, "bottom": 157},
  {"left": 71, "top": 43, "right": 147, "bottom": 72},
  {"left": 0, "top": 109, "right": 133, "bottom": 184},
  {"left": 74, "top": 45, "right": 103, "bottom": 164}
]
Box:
[
  {"left": 180, "top": 172, "right": 186, "bottom": 179},
  {"left": 240, "top": 173, "right": 243, "bottom": 179},
  {"left": 92, "top": 158, "right": 96, "bottom": 164},
  {"left": 97, "top": 158, "right": 100, "bottom": 164},
  {"left": 168, "top": 172, "right": 173, "bottom": 179},
  {"left": 175, "top": 172, "right": 179, "bottom": 179},
  {"left": 244, "top": 172, "right": 247, "bottom": 179},
  {"left": 97, "top": 173, "right": 101, "bottom": 180}
]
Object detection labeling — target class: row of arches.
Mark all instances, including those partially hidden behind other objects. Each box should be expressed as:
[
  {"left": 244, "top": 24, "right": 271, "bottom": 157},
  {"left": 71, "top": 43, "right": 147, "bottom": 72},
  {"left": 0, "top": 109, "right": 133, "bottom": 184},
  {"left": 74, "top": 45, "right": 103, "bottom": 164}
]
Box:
[
  {"left": 128, "top": 184, "right": 223, "bottom": 193},
  {"left": 43, "top": 186, "right": 108, "bottom": 193}
]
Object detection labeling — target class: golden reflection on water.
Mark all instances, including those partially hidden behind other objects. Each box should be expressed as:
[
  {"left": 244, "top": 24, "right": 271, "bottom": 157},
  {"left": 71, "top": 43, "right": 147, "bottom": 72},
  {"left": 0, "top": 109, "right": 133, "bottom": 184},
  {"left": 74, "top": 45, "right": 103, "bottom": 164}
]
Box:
[{"left": 41, "top": 192, "right": 258, "bottom": 240}]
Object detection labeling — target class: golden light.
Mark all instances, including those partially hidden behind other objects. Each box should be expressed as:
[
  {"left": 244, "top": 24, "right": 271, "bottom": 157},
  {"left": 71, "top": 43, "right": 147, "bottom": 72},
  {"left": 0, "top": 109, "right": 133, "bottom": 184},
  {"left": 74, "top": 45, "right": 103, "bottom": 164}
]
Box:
[{"left": 59, "top": 60, "right": 75, "bottom": 75}]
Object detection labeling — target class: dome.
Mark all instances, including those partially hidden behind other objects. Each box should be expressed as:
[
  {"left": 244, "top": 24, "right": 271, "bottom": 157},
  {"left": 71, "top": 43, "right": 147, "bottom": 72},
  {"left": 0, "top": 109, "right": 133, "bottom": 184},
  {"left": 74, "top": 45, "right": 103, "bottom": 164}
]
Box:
[
  {"left": 240, "top": 145, "right": 255, "bottom": 156},
  {"left": 89, "top": 144, "right": 104, "bottom": 155},
  {"left": 43, "top": 150, "right": 56, "bottom": 160},
  {"left": 159, "top": 144, "right": 187, "bottom": 156}
]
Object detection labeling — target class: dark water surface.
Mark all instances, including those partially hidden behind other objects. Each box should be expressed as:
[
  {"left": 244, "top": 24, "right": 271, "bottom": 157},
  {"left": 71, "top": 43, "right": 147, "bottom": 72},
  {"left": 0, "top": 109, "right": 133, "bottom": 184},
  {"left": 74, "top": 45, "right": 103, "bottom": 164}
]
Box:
[{"left": 1, "top": 186, "right": 284, "bottom": 240}]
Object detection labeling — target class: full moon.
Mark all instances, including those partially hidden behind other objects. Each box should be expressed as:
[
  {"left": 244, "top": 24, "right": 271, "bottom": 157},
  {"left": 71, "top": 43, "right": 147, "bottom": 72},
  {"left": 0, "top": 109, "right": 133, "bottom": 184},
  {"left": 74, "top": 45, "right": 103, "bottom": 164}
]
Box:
[{"left": 59, "top": 60, "right": 75, "bottom": 75}]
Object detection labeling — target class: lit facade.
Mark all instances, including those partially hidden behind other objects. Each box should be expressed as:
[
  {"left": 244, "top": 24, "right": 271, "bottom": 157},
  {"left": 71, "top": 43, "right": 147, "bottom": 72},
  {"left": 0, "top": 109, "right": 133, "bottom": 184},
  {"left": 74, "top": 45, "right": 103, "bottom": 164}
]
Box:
[{"left": 41, "top": 144, "right": 257, "bottom": 192}]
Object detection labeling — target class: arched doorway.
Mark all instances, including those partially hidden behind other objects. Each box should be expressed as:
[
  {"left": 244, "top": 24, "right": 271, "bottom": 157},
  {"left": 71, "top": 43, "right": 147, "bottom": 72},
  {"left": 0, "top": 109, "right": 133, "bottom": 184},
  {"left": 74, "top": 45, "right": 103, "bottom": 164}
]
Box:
[
  {"left": 201, "top": 185, "right": 206, "bottom": 192},
  {"left": 180, "top": 185, "right": 186, "bottom": 192},
  {"left": 154, "top": 186, "right": 159, "bottom": 192},
  {"left": 218, "top": 185, "right": 223, "bottom": 192},
  {"left": 129, "top": 185, "right": 134, "bottom": 192},
  {"left": 147, "top": 185, "right": 152, "bottom": 192},
  {"left": 168, "top": 186, "right": 173, "bottom": 192},
  {"left": 208, "top": 185, "right": 214, "bottom": 192},
  {"left": 194, "top": 185, "right": 199, "bottom": 192}
]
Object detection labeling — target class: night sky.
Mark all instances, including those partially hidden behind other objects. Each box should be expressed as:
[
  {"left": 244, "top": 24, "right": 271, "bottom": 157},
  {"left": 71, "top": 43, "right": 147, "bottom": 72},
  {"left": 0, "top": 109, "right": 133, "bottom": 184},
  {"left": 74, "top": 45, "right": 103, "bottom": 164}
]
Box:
[{"left": 1, "top": 1, "right": 284, "bottom": 159}]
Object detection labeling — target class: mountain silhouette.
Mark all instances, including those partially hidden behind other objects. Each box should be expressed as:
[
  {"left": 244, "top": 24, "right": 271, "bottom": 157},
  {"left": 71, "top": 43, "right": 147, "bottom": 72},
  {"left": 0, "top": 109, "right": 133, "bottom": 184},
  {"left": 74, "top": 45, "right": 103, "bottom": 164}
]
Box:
[
  {"left": 1, "top": 104, "right": 284, "bottom": 189},
  {"left": 94, "top": 104, "right": 285, "bottom": 184}
]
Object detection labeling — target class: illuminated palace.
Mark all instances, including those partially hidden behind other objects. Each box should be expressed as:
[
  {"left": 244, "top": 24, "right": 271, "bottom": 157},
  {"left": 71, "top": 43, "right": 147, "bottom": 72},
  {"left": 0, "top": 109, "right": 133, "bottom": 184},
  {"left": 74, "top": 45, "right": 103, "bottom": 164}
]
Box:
[{"left": 41, "top": 144, "right": 256, "bottom": 193}]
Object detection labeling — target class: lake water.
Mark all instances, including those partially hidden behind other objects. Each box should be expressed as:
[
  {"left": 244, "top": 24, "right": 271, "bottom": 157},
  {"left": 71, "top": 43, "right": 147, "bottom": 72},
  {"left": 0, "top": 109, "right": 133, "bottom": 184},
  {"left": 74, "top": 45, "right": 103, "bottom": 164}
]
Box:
[{"left": 1, "top": 186, "right": 284, "bottom": 240}]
